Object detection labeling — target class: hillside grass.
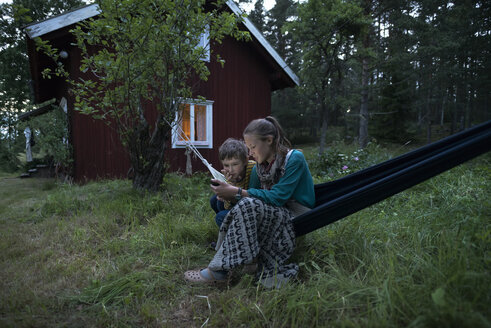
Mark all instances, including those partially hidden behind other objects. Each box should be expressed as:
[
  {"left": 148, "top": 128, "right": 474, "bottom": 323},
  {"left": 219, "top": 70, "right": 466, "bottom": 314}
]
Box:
[{"left": 0, "top": 146, "right": 489, "bottom": 327}]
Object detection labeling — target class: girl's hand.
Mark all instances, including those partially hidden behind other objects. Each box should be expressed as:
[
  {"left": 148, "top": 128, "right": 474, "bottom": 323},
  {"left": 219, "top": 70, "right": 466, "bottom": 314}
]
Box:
[{"left": 210, "top": 179, "right": 237, "bottom": 202}]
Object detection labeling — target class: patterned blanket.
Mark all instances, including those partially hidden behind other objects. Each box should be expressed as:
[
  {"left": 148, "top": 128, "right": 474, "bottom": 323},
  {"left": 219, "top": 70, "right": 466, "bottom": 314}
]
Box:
[{"left": 208, "top": 197, "right": 298, "bottom": 288}]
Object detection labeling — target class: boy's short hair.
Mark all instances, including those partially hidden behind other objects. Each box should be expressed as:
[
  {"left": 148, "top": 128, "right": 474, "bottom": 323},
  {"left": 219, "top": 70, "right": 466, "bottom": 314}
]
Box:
[{"left": 219, "top": 138, "right": 248, "bottom": 163}]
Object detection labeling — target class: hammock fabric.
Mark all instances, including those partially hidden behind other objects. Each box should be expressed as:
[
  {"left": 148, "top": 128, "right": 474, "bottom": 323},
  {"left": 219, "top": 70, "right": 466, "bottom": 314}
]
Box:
[{"left": 293, "top": 120, "right": 491, "bottom": 237}]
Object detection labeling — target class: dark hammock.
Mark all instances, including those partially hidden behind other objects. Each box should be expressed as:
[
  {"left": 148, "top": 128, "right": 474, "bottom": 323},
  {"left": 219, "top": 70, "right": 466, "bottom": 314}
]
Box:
[{"left": 293, "top": 120, "right": 491, "bottom": 237}]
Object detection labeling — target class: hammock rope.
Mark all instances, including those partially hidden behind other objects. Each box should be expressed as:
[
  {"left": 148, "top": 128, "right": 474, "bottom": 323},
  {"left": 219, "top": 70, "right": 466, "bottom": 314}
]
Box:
[{"left": 164, "top": 115, "right": 226, "bottom": 182}]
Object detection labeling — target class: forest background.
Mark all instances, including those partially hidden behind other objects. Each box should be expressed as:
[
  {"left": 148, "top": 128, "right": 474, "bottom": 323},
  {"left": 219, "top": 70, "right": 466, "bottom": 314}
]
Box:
[{"left": 0, "top": 0, "right": 490, "bottom": 172}]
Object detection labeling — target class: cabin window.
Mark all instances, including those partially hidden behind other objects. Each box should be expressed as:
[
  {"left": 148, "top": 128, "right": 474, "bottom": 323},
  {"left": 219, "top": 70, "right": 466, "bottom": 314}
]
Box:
[
  {"left": 172, "top": 99, "right": 213, "bottom": 149},
  {"left": 197, "top": 27, "right": 210, "bottom": 62}
]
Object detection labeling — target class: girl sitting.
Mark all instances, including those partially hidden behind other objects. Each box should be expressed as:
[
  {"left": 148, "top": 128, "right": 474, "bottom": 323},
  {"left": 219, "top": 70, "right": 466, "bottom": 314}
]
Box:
[{"left": 184, "top": 116, "right": 315, "bottom": 288}]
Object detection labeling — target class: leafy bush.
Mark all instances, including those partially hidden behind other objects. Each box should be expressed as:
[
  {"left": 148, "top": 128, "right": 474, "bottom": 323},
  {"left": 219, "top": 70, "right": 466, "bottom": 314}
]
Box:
[
  {"left": 289, "top": 133, "right": 318, "bottom": 145},
  {"left": 0, "top": 139, "right": 20, "bottom": 172},
  {"left": 17, "top": 104, "right": 72, "bottom": 169},
  {"left": 309, "top": 141, "right": 393, "bottom": 181}
]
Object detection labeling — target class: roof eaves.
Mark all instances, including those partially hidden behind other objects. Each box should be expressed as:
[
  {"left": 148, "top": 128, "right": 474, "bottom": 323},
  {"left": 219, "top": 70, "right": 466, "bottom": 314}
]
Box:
[
  {"left": 24, "top": 4, "right": 100, "bottom": 39},
  {"left": 225, "top": 0, "right": 299, "bottom": 86}
]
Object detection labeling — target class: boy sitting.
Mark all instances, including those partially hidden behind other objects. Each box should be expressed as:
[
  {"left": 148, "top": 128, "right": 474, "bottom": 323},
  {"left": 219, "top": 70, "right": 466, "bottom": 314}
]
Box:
[{"left": 210, "top": 138, "right": 255, "bottom": 227}]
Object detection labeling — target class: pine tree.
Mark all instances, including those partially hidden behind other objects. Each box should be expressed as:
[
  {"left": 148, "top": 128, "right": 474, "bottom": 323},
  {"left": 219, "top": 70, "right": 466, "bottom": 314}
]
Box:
[{"left": 288, "top": 0, "right": 365, "bottom": 152}]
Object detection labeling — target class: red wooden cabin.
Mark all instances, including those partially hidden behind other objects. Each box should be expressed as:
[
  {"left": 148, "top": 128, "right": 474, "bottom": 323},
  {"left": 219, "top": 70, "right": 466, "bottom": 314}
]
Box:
[{"left": 24, "top": 2, "right": 298, "bottom": 182}]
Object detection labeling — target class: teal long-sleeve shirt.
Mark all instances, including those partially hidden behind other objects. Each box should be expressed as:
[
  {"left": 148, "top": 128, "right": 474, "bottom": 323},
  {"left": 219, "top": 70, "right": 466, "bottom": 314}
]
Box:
[{"left": 248, "top": 150, "right": 315, "bottom": 208}]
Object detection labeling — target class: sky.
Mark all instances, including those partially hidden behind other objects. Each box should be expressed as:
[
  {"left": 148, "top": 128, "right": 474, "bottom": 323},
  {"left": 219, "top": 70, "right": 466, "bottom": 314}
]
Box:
[{"left": 243, "top": 0, "right": 276, "bottom": 11}]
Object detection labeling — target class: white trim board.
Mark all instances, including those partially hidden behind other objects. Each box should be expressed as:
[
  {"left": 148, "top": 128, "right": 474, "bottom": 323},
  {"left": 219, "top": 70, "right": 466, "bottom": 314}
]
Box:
[
  {"left": 225, "top": 1, "right": 300, "bottom": 86},
  {"left": 25, "top": 4, "right": 101, "bottom": 39},
  {"left": 25, "top": 1, "right": 299, "bottom": 86}
]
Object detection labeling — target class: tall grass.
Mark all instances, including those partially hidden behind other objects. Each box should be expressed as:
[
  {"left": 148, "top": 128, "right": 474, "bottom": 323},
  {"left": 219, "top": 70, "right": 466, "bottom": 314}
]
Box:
[{"left": 0, "top": 148, "right": 489, "bottom": 327}]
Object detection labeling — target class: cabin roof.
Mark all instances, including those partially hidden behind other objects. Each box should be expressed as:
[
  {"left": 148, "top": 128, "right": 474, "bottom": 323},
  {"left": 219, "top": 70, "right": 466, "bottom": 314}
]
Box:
[
  {"left": 24, "top": 4, "right": 101, "bottom": 39},
  {"left": 24, "top": 1, "right": 299, "bottom": 86}
]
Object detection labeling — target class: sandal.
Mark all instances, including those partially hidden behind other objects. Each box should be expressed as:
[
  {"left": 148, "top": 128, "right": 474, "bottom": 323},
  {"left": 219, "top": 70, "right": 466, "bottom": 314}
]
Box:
[{"left": 184, "top": 268, "right": 228, "bottom": 285}]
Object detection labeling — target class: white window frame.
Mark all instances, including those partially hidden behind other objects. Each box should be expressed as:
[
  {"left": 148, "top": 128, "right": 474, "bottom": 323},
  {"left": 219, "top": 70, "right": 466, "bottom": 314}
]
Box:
[
  {"left": 171, "top": 99, "right": 214, "bottom": 149},
  {"left": 197, "top": 25, "right": 210, "bottom": 62}
]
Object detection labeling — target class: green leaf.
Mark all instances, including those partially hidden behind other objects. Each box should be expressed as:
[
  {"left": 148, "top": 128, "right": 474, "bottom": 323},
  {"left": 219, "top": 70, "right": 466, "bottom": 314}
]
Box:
[
  {"left": 431, "top": 287, "right": 446, "bottom": 307},
  {"left": 310, "top": 260, "right": 321, "bottom": 271}
]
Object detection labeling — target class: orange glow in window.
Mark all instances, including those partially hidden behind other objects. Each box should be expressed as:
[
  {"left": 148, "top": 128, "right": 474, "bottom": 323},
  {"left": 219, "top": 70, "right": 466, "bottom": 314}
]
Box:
[{"left": 179, "top": 104, "right": 191, "bottom": 141}]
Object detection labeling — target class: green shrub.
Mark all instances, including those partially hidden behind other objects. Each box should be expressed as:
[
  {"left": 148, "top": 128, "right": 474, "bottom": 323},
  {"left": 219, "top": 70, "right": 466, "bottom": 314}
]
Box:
[
  {"left": 17, "top": 104, "right": 72, "bottom": 169},
  {"left": 0, "top": 139, "right": 20, "bottom": 172},
  {"left": 309, "top": 141, "right": 393, "bottom": 181}
]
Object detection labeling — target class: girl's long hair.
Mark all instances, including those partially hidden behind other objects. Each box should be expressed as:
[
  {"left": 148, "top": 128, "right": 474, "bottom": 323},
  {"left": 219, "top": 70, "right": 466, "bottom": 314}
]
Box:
[{"left": 243, "top": 116, "right": 291, "bottom": 157}]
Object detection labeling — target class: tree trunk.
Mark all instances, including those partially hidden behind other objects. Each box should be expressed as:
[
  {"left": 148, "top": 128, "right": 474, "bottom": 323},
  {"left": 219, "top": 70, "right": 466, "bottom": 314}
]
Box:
[
  {"left": 310, "top": 125, "right": 317, "bottom": 138},
  {"left": 185, "top": 147, "right": 193, "bottom": 176},
  {"left": 358, "top": 0, "right": 371, "bottom": 149},
  {"left": 464, "top": 66, "right": 471, "bottom": 129},
  {"left": 319, "top": 102, "right": 328, "bottom": 154},
  {"left": 440, "top": 91, "right": 446, "bottom": 126},
  {"left": 455, "top": 58, "right": 467, "bottom": 132},
  {"left": 426, "top": 121, "right": 432, "bottom": 144},
  {"left": 129, "top": 116, "right": 170, "bottom": 192},
  {"left": 133, "top": 152, "right": 167, "bottom": 192},
  {"left": 359, "top": 56, "right": 369, "bottom": 149},
  {"left": 425, "top": 80, "right": 432, "bottom": 144},
  {"left": 468, "top": 88, "right": 474, "bottom": 128},
  {"left": 417, "top": 106, "right": 422, "bottom": 134},
  {"left": 449, "top": 85, "right": 456, "bottom": 134}
]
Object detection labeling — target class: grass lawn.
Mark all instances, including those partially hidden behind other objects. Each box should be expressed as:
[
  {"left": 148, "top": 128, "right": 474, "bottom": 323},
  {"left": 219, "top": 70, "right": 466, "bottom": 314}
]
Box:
[{"left": 0, "top": 148, "right": 489, "bottom": 327}]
